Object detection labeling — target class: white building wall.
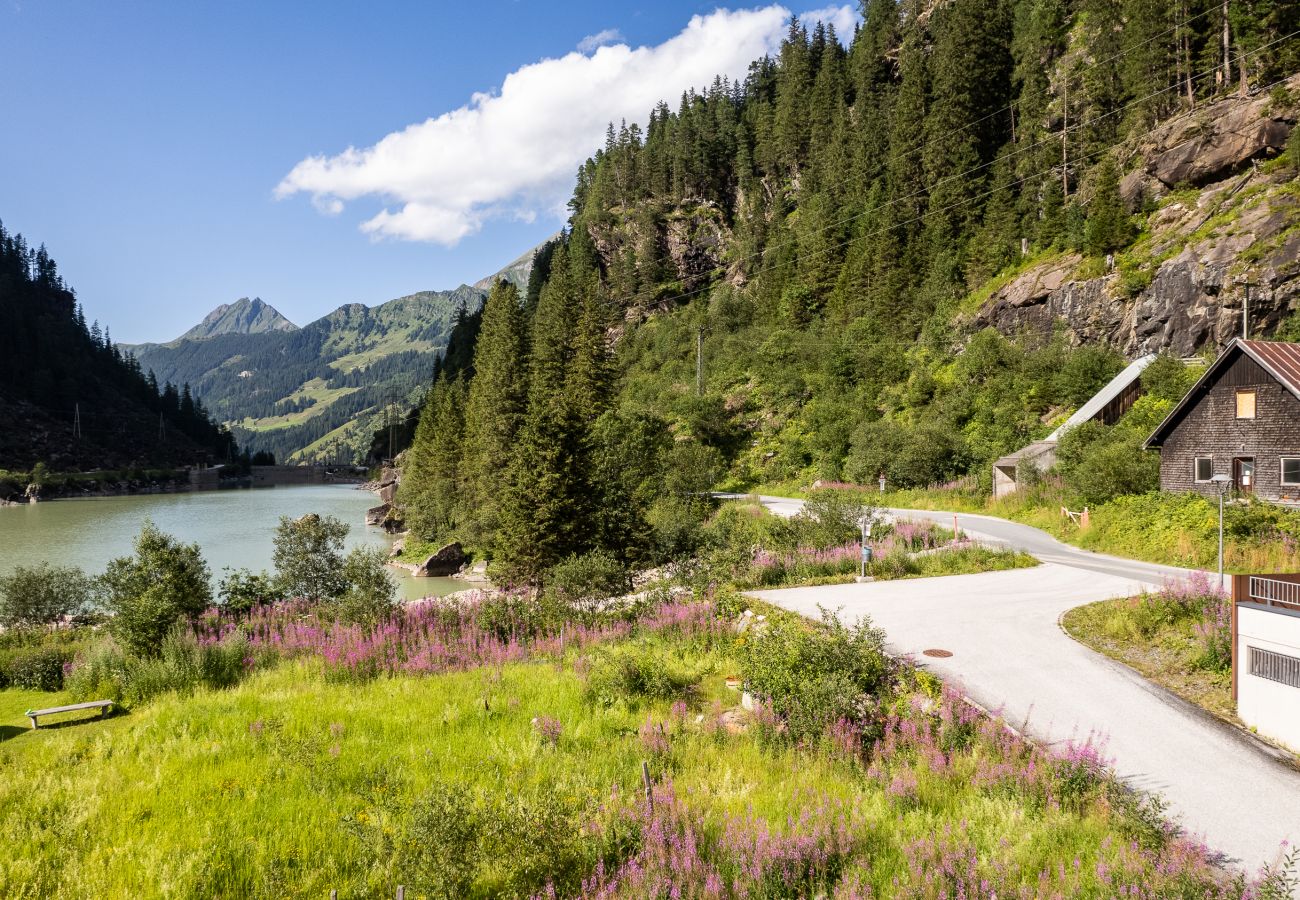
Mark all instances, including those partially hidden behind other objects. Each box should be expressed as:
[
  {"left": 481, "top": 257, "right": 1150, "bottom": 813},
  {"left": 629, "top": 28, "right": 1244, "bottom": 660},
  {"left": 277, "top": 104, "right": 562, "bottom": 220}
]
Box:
[{"left": 1237, "top": 604, "right": 1300, "bottom": 753}]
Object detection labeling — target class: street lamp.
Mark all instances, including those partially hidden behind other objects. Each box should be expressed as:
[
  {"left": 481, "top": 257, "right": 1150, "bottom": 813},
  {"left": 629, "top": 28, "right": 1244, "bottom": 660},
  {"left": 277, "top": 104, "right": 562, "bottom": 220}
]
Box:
[{"left": 1210, "top": 474, "right": 1232, "bottom": 589}]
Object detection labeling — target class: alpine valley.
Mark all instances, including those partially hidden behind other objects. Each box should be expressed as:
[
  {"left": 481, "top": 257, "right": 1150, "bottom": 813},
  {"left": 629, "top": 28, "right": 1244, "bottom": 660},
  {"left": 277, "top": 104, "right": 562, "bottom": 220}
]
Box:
[{"left": 121, "top": 242, "right": 546, "bottom": 464}]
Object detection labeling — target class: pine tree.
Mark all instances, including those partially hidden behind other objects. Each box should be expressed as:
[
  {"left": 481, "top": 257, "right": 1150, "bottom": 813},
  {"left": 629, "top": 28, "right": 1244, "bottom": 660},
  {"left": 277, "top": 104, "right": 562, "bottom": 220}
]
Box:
[
  {"left": 494, "top": 243, "right": 596, "bottom": 583},
  {"left": 459, "top": 281, "right": 528, "bottom": 543},
  {"left": 1084, "top": 156, "right": 1132, "bottom": 255},
  {"left": 398, "top": 379, "right": 466, "bottom": 542}
]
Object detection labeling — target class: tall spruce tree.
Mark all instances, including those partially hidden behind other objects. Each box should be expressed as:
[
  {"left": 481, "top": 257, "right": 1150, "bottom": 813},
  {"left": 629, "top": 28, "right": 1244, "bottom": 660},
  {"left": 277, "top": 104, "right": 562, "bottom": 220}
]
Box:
[
  {"left": 460, "top": 280, "right": 528, "bottom": 544},
  {"left": 495, "top": 244, "right": 596, "bottom": 583}
]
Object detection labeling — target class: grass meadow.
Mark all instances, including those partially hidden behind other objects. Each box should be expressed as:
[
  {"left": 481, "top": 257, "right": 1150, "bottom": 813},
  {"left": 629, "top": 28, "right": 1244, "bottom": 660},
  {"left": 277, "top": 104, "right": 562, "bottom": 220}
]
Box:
[{"left": 1, "top": 589, "right": 1292, "bottom": 898}]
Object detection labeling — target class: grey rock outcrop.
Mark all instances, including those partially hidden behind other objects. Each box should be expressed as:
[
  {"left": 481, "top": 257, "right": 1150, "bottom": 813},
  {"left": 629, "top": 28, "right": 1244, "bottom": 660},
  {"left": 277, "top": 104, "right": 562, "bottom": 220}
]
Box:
[
  {"left": 974, "top": 166, "right": 1300, "bottom": 356},
  {"left": 415, "top": 542, "right": 468, "bottom": 577}
]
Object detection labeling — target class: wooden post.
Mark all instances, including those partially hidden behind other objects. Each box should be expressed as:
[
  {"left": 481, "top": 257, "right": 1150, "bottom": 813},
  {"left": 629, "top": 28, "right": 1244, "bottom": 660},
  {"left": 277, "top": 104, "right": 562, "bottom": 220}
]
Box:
[
  {"left": 397, "top": 887, "right": 405, "bottom": 900},
  {"left": 330, "top": 891, "right": 337, "bottom": 900},
  {"left": 641, "top": 760, "right": 654, "bottom": 811}
]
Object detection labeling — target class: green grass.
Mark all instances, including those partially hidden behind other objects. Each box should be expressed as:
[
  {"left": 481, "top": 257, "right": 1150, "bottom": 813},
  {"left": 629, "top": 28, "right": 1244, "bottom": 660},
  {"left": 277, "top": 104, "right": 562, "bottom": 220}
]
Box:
[
  {"left": 1062, "top": 597, "right": 1234, "bottom": 721},
  {"left": 777, "top": 481, "right": 1300, "bottom": 574},
  {"left": 0, "top": 620, "right": 1234, "bottom": 899}
]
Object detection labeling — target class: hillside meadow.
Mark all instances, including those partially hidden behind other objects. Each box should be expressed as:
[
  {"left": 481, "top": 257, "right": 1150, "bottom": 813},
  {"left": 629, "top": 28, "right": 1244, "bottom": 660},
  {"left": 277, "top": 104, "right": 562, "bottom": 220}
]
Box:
[{"left": 2, "top": 588, "right": 1295, "bottom": 899}]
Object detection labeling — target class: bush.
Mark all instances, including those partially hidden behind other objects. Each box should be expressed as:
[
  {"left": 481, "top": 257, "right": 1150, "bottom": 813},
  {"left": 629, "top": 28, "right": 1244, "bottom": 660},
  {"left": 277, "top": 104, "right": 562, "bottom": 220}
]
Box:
[
  {"left": 0, "top": 563, "right": 96, "bottom": 627},
  {"left": 796, "top": 490, "right": 873, "bottom": 548},
  {"left": 65, "top": 629, "right": 249, "bottom": 706},
  {"left": 741, "top": 609, "right": 897, "bottom": 746},
  {"left": 273, "top": 513, "right": 349, "bottom": 602},
  {"left": 844, "top": 419, "right": 967, "bottom": 489},
  {"left": 472, "top": 591, "right": 559, "bottom": 643},
  {"left": 353, "top": 779, "right": 594, "bottom": 899},
  {"left": 101, "top": 521, "right": 212, "bottom": 659},
  {"left": 0, "top": 646, "right": 69, "bottom": 691},
  {"left": 545, "top": 550, "right": 630, "bottom": 619},
  {"left": 217, "top": 568, "right": 281, "bottom": 615},
  {"left": 582, "top": 641, "right": 707, "bottom": 707},
  {"left": 334, "top": 547, "right": 398, "bottom": 627}
]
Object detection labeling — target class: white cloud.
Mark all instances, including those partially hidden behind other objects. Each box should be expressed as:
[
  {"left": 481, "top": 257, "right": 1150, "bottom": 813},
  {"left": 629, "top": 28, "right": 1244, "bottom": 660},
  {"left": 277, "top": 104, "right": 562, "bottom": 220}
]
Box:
[
  {"left": 577, "top": 28, "right": 624, "bottom": 53},
  {"left": 801, "top": 5, "right": 860, "bottom": 40},
  {"left": 275, "top": 5, "right": 858, "bottom": 246}
]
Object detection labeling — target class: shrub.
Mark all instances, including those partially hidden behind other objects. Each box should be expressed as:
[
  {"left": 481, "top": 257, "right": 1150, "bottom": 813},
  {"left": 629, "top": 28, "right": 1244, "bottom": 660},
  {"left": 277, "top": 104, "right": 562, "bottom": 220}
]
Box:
[
  {"left": 272, "top": 513, "right": 349, "bottom": 602},
  {"left": 64, "top": 643, "right": 130, "bottom": 703},
  {"left": 796, "top": 490, "right": 873, "bottom": 548},
  {"left": 65, "top": 629, "right": 249, "bottom": 706},
  {"left": 334, "top": 547, "right": 398, "bottom": 627},
  {"left": 741, "top": 609, "right": 897, "bottom": 747},
  {"left": 351, "top": 778, "right": 594, "bottom": 899},
  {"left": 545, "top": 550, "right": 630, "bottom": 619},
  {"left": 0, "top": 563, "right": 96, "bottom": 627},
  {"left": 217, "top": 568, "right": 281, "bottom": 615},
  {"left": 0, "top": 646, "right": 69, "bottom": 691},
  {"left": 101, "top": 521, "right": 212, "bottom": 658},
  {"left": 582, "top": 641, "right": 707, "bottom": 707}
]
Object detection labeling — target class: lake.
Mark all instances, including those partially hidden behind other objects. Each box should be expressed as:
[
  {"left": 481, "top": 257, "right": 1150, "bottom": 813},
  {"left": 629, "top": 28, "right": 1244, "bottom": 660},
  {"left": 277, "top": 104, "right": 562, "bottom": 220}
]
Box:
[{"left": 0, "top": 484, "right": 463, "bottom": 602}]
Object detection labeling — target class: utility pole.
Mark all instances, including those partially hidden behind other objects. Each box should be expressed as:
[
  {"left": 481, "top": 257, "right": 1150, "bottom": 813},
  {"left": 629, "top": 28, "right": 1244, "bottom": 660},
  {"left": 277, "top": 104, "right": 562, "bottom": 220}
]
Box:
[
  {"left": 158, "top": 412, "right": 165, "bottom": 444},
  {"left": 1243, "top": 283, "right": 1250, "bottom": 340},
  {"left": 696, "top": 328, "right": 704, "bottom": 396},
  {"left": 73, "top": 403, "right": 81, "bottom": 440},
  {"left": 387, "top": 401, "right": 395, "bottom": 462},
  {"left": 1061, "top": 75, "right": 1069, "bottom": 200}
]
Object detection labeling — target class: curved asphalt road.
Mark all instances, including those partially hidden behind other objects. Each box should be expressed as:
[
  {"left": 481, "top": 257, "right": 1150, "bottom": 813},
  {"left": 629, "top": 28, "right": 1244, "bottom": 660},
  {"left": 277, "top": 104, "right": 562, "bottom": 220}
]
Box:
[{"left": 722, "top": 493, "right": 1300, "bottom": 874}]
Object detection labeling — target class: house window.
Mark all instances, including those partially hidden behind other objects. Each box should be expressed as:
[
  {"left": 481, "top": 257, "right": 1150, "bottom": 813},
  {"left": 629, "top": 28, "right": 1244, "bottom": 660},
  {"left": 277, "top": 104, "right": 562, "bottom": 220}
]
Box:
[
  {"left": 1194, "top": 457, "right": 1214, "bottom": 482},
  {"left": 1283, "top": 458, "right": 1300, "bottom": 487},
  {"left": 1236, "top": 390, "right": 1257, "bottom": 419}
]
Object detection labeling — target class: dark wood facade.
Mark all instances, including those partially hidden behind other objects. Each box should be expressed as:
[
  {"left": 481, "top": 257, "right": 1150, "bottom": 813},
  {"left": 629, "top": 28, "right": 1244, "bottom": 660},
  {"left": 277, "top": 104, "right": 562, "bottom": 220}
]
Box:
[{"left": 1146, "top": 341, "right": 1300, "bottom": 503}]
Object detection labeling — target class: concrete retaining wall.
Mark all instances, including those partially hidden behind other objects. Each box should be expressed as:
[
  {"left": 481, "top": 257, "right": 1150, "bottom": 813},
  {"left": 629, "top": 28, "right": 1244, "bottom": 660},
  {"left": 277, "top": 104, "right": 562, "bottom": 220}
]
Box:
[{"left": 1237, "top": 603, "right": 1300, "bottom": 752}]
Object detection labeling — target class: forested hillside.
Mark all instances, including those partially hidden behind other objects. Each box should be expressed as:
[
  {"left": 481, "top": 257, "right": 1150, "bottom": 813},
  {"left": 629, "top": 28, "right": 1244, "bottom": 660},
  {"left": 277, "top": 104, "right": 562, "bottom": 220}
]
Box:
[
  {"left": 399, "top": 0, "right": 1300, "bottom": 583},
  {"left": 0, "top": 222, "right": 236, "bottom": 471}
]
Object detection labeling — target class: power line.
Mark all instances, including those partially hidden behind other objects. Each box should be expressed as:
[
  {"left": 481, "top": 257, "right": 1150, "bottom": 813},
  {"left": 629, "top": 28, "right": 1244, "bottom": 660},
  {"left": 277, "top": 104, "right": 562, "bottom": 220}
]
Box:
[
  {"left": 604, "top": 29, "right": 1298, "bottom": 316},
  {"left": 612, "top": 35, "right": 1299, "bottom": 317}
]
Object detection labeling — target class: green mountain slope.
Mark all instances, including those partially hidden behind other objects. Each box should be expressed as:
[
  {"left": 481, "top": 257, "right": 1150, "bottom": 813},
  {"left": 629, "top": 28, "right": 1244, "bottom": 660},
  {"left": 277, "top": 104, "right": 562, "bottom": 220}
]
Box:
[
  {"left": 0, "top": 223, "right": 235, "bottom": 471},
  {"left": 393, "top": 1, "right": 1300, "bottom": 578},
  {"left": 130, "top": 243, "right": 546, "bottom": 464}
]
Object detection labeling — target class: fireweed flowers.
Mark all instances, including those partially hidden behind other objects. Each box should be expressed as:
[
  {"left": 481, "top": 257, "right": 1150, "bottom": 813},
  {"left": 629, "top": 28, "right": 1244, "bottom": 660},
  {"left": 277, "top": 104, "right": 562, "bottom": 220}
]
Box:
[{"left": 189, "top": 593, "right": 723, "bottom": 681}]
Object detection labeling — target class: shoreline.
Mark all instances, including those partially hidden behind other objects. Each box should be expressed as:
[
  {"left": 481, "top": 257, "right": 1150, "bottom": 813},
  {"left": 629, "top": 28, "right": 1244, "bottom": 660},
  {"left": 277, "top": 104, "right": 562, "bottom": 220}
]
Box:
[{"left": 2, "top": 466, "right": 367, "bottom": 506}]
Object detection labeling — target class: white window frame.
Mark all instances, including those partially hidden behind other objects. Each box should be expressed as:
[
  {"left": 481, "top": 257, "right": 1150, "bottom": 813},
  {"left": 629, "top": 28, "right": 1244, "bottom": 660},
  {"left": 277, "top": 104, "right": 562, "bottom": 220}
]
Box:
[
  {"left": 1236, "top": 390, "right": 1257, "bottom": 419},
  {"left": 1282, "top": 457, "right": 1300, "bottom": 487},
  {"left": 1194, "top": 456, "right": 1214, "bottom": 483}
]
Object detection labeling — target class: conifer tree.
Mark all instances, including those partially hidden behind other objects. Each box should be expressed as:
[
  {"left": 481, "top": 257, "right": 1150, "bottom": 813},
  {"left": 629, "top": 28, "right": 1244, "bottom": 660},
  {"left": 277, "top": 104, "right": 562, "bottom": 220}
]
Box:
[
  {"left": 398, "top": 379, "right": 466, "bottom": 542},
  {"left": 459, "top": 281, "right": 528, "bottom": 543},
  {"left": 1084, "top": 156, "right": 1132, "bottom": 256},
  {"left": 494, "top": 244, "right": 595, "bottom": 583}
]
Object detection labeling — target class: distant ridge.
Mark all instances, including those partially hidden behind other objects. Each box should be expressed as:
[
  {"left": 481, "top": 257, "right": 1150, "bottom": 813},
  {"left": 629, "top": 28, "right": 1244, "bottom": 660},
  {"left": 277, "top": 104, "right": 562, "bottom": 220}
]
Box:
[
  {"left": 177, "top": 297, "right": 297, "bottom": 343},
  {"left": 473, "top": 233, "right": 558, "bottom": 293}
]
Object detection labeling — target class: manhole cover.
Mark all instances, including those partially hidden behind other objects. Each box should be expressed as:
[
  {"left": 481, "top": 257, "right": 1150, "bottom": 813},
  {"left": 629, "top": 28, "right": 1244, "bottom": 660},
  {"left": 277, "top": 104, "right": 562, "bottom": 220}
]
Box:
[{"left": 922, "top": 648, "right": 953, "bottom": 658}]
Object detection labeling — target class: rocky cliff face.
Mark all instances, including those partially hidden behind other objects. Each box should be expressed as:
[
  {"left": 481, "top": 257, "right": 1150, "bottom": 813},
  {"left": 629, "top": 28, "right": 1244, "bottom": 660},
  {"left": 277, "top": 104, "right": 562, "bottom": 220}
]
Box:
[{"left": 973, "top": 78, "right": 1300, "bottom": 357}]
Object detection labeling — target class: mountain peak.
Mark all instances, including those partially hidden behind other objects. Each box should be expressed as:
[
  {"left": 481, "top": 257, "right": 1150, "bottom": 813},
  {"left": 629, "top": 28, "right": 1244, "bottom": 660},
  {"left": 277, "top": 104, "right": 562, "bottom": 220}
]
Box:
[{"left": 177, "top": 297, "right": 297, "bottom": 343}]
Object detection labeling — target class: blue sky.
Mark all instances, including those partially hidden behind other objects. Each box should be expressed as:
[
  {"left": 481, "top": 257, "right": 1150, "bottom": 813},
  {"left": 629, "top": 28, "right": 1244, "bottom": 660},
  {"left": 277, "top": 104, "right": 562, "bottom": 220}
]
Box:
[{"left": 1, "top": 2, "right": 856, "bottom": 343}]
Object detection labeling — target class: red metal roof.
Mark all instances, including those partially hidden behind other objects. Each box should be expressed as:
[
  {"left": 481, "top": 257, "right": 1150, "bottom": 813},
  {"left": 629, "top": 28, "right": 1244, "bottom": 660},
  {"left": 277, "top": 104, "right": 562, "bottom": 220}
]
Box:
[{"left": 1242, "top": 339, "right": 1300, "bottom": 398}]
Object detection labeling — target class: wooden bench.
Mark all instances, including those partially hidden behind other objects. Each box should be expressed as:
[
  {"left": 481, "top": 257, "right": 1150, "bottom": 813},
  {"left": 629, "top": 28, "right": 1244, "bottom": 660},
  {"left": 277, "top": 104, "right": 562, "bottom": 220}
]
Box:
[{"left": 25, "top": 700, "right": 114, "bottom": 729}]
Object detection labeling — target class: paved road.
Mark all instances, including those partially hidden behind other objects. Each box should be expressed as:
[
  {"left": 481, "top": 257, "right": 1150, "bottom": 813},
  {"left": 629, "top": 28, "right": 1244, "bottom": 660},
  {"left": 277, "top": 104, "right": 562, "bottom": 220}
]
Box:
[
  {"left": 725, "top": 494, "right": 1300, "bottom": 872},
  {"left": 716, "top": 493, "right": 1194, "bottom": 585}
]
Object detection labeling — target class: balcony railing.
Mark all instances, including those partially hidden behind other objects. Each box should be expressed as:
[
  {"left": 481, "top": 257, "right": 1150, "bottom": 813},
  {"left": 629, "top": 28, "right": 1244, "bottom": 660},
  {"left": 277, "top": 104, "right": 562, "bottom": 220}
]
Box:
[{"left": 1247, "top": 576, "right": 1300, "bottom": 610}]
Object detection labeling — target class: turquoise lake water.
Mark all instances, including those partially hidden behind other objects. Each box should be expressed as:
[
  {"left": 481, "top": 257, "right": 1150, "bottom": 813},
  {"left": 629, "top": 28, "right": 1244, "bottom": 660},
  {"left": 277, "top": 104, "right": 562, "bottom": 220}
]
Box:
[{"left": 0, "top": 484, "right": 461, "bottom": 602}]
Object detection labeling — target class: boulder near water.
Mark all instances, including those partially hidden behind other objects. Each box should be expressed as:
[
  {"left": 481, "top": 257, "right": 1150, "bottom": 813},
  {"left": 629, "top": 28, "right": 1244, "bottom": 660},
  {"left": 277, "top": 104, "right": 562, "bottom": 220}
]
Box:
[{"left": 415, "top": 542, "right": 468, "bottom": 577}]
